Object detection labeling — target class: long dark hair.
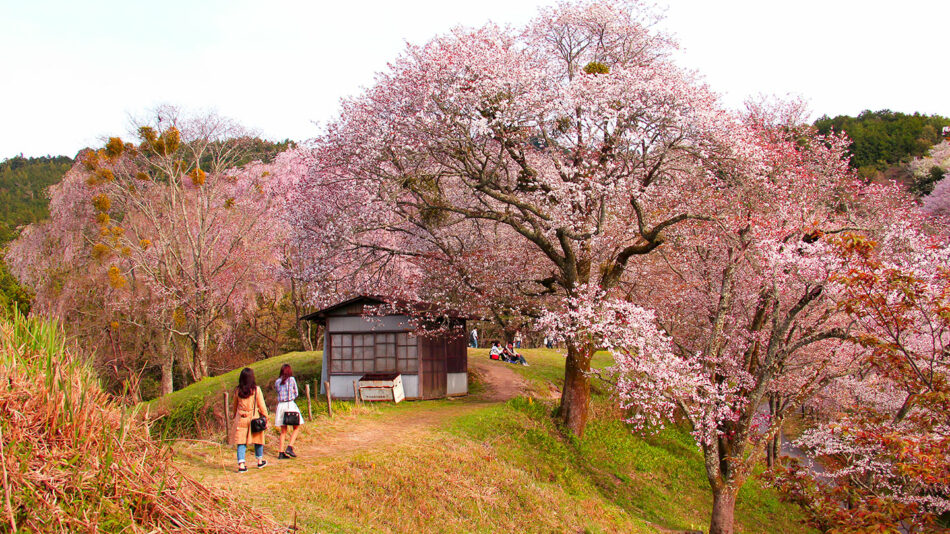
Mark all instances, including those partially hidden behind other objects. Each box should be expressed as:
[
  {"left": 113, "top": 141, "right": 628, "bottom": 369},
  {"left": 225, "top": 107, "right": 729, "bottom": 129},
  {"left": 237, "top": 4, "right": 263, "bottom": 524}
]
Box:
[
  {"left": 237, "top": 367, "right": 256, "bottom": 399},
  {"left": 279, "top": 363, "right": 293, "bottom": 385}
]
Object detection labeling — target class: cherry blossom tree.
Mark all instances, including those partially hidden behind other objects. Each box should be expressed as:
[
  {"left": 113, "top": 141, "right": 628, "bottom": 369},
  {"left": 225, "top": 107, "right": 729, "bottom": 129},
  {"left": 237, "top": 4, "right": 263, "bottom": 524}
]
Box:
[
  {"left": 8, "top": 108, "right": 298, "bottom": 394},
  {"left": 82, "top": 108, "right": 291, "bottom": 383},
  {"left": 4, "top": 153, "right": 168, "bottom": 395},
  {"left": 539, "top": 105, "right": 914, "bottom": 532},
  {"left": 772, "top": 228, "right": 950, "bottom": 532},
  {"left": 922, "top": 169, "right": 950, "bottom": 218},
  {"left": 298, "top": 0, "right": 752, "bottom": 435}
]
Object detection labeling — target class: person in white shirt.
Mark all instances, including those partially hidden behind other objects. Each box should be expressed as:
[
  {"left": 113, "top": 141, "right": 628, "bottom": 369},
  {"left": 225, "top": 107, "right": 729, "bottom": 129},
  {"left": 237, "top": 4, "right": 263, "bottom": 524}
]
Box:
[
  {"left": 275, "top": 363, "right": 304, "bottom": 459},
  {"left": 489, "top": 341, "right": 503, "bottom": 360}
]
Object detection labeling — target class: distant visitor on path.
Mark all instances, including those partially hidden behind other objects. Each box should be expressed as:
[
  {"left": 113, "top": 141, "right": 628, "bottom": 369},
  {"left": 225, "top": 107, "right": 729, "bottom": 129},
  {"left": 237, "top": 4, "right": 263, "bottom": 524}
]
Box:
[
  {"left": 470, "top": 327, "right": 479, "bottom": 348},
  {"left": 228, "top": 368, "right": 268, "bottom": 473},
  {"left": 514, "top": 331, "right": 523, "bottom": 349},
  {"left": 275, "top": 363, "right": 303, "bottom": 460}
]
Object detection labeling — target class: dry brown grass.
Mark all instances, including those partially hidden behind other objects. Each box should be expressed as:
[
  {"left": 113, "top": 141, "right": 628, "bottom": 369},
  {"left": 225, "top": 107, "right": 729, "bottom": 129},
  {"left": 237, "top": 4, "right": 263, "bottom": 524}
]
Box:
[
  {"left": 0, "top": 310, "right": 282, "bottom": 533},
  {"left": 177, "top": 430, "right": 654, "bottom": 533}
]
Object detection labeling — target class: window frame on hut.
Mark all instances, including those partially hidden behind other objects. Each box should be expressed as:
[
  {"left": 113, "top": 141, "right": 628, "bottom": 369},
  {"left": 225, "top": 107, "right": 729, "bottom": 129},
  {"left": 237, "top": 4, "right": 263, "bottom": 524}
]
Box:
[{"left": 300, "top": 295, "right": 468, "bottom": 400}]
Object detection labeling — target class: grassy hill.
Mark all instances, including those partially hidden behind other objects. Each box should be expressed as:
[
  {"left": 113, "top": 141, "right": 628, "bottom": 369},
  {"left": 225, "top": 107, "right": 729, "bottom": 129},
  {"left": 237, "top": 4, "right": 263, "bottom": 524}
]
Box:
[
  {"left": 148, "top": 350, "right": 324, "bottom": 438},
  {"left": 160, "top": 348, "right": 810, "bottom": 533}
]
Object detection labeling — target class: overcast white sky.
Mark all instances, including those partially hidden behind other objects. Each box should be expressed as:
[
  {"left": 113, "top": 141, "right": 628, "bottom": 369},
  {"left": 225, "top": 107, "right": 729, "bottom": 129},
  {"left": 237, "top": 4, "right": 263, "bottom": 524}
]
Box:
[{"left": 2, "top": 0, "right": 947, "bottom": 158}]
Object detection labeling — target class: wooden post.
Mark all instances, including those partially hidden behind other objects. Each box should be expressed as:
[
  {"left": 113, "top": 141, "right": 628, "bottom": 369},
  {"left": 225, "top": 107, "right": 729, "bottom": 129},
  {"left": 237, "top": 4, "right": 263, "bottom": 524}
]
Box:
[
  {"left": 324, "top": 381, "right": 333, "bottom": 417},
  {"left": 306, "top": 383, "right": 313, "bottom": 420},
  {"left": 353, "top": 380, "right": 360, "bottom": 406},
  {"left": 144, "top": 404, "right": 151, "bottom": 440},
  {"left": 223, "top": 391, "right": 230, "bottom": 437}
]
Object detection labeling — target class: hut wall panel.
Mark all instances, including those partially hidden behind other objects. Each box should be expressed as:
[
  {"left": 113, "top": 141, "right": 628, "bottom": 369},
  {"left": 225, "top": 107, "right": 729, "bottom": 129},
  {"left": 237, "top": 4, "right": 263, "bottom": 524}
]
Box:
[
  {"left": 445, "top": 331, "right": 467, "bottom": 374},
  {"left": 401, "top": 374, "right": 419, "bottom": 398},
  {"left": 447, "top": 372, "right": 467, "bottom": 396},
  {"left": 419, "top": 337, "right": 447, "bottom": 399},
  {"left": 329, "top": 374, "right": 421, "bottom": 399},
  {"left": 327, "top": 316, "right": 411, "bottom": 332},
  {"left": 329, "top": 375, "right": 363, "bottom": 399}
]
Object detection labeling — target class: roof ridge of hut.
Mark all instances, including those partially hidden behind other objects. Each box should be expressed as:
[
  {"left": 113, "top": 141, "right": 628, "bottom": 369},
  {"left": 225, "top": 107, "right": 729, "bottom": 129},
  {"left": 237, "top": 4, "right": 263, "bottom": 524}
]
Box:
[{"left": 300, "top": 294, "right": 469, "bottom": 323}]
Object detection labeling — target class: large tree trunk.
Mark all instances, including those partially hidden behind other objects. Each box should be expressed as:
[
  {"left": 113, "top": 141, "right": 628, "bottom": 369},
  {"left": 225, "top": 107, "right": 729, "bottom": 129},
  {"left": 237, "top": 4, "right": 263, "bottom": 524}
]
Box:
[
  {"left": 191, "top": 329, "right": 209, "bottom": 380},
  {"left": 766, "top": 434, "right": 779, "bottom": 469},
  {"left": 558, "top": 341, "right": 591, "bottom": 436},
  {"left": 709, "top": 486, "right": 737, "bottom": 534},
  {"left": 160, "top": 355, "right": 174, "bottom": 396},
  {"left": 156, "top": 333, "right": 175, "bottom": 396},
  {"left": 766, "top": 395, "right": 784, "bottom": 469},
  {"left": 296, "top": 320, "right": 313, "bottom": 352},
  {"left": 290, "top": 277, "right": 313, "bottom": 351}
]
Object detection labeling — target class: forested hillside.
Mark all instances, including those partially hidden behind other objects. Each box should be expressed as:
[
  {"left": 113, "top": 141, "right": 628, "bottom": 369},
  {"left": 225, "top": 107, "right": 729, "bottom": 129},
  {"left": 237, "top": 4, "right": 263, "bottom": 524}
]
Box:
[
  {"left": 0, "top": 155, "right": 72, "bottom": 243},
  {"left": 0, "top": 155, "right": 73, "bottom": 312},
  {"left": 814, "top": 110, "right": 950, "bottom": 193}
]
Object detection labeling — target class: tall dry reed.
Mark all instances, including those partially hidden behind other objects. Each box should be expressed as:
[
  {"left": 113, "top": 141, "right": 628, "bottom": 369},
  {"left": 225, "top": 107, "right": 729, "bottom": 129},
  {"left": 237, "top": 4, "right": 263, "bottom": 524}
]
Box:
[{"left": 0, "top": 308, "right": 281, "bottom": 533}]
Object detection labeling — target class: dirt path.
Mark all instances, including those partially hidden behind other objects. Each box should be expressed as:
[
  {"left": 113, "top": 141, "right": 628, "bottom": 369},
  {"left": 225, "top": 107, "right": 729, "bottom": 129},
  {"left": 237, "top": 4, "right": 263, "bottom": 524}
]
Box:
[
  {"left": 176, "top": 357, "right": 532, "bottom": 483},
  {"left": 470, "top": 356, "right": 532, "bottom": 402},
  {"left": 292, "top": 358, "right": 530, "bottom": 457}
]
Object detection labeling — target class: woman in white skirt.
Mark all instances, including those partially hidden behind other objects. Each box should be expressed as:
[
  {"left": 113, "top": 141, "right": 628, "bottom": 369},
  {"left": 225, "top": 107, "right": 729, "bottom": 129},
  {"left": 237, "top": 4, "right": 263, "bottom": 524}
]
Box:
[{"left": 275, "top": 363, "right": 304, "bottom": 459}]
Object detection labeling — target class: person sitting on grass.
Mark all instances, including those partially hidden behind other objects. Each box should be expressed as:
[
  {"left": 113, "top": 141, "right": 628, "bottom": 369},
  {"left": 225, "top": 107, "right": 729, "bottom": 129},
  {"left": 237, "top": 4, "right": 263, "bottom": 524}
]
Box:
[
  {"left": 503, "top": 342, "right": 528, "bottom": 366},
  {"left": 489, "top": 341, "right": 503, "bottom": 360}
]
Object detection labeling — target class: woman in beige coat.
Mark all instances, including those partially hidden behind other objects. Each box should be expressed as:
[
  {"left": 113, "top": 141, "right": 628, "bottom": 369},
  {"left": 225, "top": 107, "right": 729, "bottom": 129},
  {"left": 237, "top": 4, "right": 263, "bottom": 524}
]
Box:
[{"left": 228, "top": 367, "right": 268, "bottom": 472}]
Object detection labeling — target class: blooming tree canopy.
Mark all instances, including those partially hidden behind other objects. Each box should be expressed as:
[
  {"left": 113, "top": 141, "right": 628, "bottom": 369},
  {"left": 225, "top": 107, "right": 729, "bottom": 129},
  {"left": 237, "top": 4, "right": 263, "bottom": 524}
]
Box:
[
  {"left": 775, "top": 228, "right": 950, "bottom": 532},
  {"left": 539, "top": 102, "right": 915, "bottom": 533},
  {"left": 295, "top": 0, "right": 752, "bottom": 436},
  {"left": 922, "top": 169, "right": 950, "bottom": 219},
  {"left": 8, "top": 108, "right": 294, "bottom": 392}
]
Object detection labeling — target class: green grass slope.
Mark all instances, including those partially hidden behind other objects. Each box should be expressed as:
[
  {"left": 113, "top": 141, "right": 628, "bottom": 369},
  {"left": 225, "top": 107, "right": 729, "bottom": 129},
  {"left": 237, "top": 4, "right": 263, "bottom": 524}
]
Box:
[
  {"left": 161, "top": 347, "right": 809, "bottom": 533},
  {"left": 149, "top": 350, "right": 323, "bottom": 438}
]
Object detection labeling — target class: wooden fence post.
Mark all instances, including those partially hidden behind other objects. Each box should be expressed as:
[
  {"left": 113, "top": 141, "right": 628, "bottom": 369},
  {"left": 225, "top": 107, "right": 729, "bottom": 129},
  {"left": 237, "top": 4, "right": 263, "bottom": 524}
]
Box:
[
  {"left": 306, "top": 383, "right": 313, "bottom": 420},
  {"left": 353, "top": 380, "right": 360, "bottom": 406},
  {"left": 144, "top": 404, "right": 151, "bottom": 440},
  {"left": 324, "top": 381, "right": 333, "bottom": 418},
  {"left": 223, "top": 392, "right": 230, "bottom": 437}
]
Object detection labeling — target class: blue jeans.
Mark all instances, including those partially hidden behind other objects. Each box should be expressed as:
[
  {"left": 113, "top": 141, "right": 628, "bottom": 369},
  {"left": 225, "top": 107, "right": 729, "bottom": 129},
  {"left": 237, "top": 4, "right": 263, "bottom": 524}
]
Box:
[{"left": 237, "top": 444, "right": 263, "bottom": 463}]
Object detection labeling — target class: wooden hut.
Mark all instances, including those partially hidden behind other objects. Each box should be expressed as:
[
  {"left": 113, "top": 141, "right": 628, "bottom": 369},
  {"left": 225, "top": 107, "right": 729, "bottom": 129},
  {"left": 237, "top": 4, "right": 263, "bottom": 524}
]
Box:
[{"left": 301, "top": 295, "right": 468, "bottom": 400}]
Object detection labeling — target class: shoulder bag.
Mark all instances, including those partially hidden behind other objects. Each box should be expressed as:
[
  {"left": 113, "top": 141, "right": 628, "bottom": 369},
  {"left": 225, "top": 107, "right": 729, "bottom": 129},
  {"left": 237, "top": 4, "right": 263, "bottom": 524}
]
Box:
[
  {"left": 250, "top": 388, "right": 267, "bottom": 433},
  {"left": 282, "top": 410, "right": 300, "bottom": 427}
]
